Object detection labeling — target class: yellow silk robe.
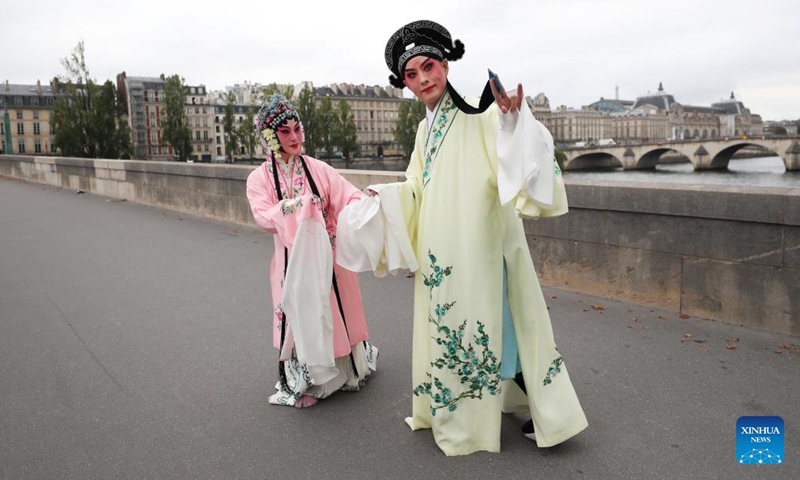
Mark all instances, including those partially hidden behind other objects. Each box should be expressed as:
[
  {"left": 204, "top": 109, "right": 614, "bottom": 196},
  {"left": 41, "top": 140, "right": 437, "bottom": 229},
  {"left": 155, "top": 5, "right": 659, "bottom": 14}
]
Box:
[{"left": 397, "top": 91, "right": 587, "bottom": 456}]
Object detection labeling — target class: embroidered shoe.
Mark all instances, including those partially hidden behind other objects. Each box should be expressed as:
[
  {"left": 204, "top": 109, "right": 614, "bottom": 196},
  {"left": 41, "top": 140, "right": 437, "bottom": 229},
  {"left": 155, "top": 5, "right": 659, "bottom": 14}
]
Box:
[
  {"left": 294, "top": 394, "right": 318, "bottom": 409},
  {"left": 522, "top": 419, "right": 536, "bottom": 441}
]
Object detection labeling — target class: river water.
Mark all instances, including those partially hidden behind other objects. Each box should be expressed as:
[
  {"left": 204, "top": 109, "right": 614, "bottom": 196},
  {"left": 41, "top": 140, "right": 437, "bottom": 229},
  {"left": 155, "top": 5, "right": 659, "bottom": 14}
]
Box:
[{"left": 565, "top": 156, "right": 800, "bottom": 188}]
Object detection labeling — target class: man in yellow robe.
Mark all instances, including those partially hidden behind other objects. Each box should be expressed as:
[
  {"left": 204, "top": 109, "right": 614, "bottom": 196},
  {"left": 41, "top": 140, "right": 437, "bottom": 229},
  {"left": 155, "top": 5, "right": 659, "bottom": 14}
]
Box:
[{"left": 339, "top": 19, "right": 587, "bottom": 456}]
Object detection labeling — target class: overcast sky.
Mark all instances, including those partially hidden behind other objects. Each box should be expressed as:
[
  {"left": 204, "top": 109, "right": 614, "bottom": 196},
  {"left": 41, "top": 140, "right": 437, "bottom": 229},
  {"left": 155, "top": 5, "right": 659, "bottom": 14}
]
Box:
[{"left": 3, "top": 0, "right": 798, "bottom": 120}]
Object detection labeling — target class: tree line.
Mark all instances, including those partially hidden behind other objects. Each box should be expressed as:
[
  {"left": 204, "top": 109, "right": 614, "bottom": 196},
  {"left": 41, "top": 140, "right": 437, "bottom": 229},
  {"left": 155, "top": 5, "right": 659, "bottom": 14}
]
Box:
[
  {"left": 51, "top": 41, "right": 132, "bottom": 159},
  {"left": 227, "top": 83, "right": 361, "bottom": 164},
  {"left": 49, "top": 41, "right": 433, "bottom": 163}
]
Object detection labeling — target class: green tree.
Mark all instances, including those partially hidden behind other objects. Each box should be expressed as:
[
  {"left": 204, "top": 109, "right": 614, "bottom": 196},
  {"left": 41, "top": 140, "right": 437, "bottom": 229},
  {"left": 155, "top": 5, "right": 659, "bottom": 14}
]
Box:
[
  {"left": 161, "top": 75, "right": 192, "bottom": 161},
  {"left": 334, "top": 100, "right": 358, "bottom": 165},
  {"left": 237, "top": 108, "right": 257, "bottom": 159},
  {"left": 263, "top": 83, "right": 295, "bottom": 102},
  {"left": 52, "top": 41, "right": 132, "bottom": 159},
  {"left": 317, "top": 96, "right": 335, "bottom": 160},
  {"left": 295, "top": 83, "right": 317, "bottom": 156},
  {"left": 555, "top": 149, "right": 566, "bottom": 172},
  {"left": 393, "top": 99, "right": 426, "bottom": 159},
  {"left": 772, "top": 125, "right": 787, "bottom": 135},
  {"left": 223, "top": 91, "right": 239, "bottom": 162},
  {"left": 93, "top": 80, "right": 132, "bottom": 159}
]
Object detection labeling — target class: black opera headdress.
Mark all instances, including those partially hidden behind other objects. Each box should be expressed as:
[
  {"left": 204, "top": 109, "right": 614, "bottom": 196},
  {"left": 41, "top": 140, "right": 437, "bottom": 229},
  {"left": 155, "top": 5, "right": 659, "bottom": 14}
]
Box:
[
  {"left": 384, "top": 20, "right": 464, "bottom": 89},
  {"left": 384, "top": 20, "right": 495, "bottom": 115}
]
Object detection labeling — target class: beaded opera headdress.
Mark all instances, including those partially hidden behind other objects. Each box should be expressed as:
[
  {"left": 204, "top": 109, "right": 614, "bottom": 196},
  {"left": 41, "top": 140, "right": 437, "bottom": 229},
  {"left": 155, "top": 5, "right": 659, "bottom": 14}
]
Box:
[{"left": 254, "top": 93, "right": 303, "bottom": 154}]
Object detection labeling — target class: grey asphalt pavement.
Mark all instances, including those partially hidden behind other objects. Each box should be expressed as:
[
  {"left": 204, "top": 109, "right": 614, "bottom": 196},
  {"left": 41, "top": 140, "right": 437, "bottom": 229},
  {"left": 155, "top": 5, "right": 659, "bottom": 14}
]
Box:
[{"left": 1, "top": 177, "right": 797, "bottom": 479}]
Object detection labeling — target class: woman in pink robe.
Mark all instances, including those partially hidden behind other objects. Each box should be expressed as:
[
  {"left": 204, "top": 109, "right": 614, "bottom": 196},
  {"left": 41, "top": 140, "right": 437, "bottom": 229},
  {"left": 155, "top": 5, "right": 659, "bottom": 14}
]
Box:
[{"left": 246, "top": 94, "right": 376, "bottom": 408}]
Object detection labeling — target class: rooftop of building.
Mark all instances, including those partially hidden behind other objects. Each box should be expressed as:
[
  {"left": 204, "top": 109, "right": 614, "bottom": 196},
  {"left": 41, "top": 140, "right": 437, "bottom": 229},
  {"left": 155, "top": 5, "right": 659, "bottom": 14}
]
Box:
[
  {"left": 1, "top": 81, "right": 57, "bottom": 97},
  {"left": 316, "top": 84, "right": 404, "bottom": 100}
]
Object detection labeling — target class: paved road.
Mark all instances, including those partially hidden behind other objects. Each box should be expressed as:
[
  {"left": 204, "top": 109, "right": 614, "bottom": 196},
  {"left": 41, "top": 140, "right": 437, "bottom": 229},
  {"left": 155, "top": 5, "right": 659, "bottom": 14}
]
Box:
[{"left": 1, "top": 177, "right": 797, "bottom": 479}]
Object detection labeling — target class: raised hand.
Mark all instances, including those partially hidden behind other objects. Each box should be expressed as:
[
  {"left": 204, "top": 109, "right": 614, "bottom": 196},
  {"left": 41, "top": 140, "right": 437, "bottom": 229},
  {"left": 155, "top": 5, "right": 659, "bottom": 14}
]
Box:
[{"left": 490, "top": 79, "right": 523, "bottom": 114}]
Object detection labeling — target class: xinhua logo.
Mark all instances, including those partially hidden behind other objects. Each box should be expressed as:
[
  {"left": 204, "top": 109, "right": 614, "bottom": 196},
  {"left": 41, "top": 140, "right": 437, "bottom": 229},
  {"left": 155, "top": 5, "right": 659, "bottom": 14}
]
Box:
[{"left": 737, "top": 416, "right": 784, "bottom": 465}]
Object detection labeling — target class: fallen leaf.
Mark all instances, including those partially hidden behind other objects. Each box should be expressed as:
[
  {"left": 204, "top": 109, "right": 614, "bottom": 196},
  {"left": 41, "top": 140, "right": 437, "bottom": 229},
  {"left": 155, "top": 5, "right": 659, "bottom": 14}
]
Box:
[
  {"left": 628, "top": 325, "right": 633, "bottom": 329},
  {"left": 591, "top": 304, "right": 606, "bottom": 311},
  {"left": 631, "top": 317, "right": 639, "bottom": 322},
  {"left": 683, "top": 333, "right": 693, "bottom": 338},
  {"left": 727, "top": 337, "right": 740, "bottom": 343},
  {"left": 582, "top": 308, "right": 589, "bottom": 312},
  {"left": 780, "top": 343, "right": 790, "bottom": 349},
  {"left": 726, "top": 344, "right": 737, "bottom": 350},
  {"left": 642, "top": 326, "right": 650, "bottom": 330},
  {"left": 627, "top": 307, "right": 634, "bottom": 313},
  {"left": 659, "top": 315, "right": 667, "bottom": 320},
  {"left": 679, "top": 314, "right": 690, "bottom": 319},
  {"left": 699, "top": 346, "right": 709, "bottom": 352},
  {"left": 548, "top": 295, "right": 558, "bottom": 299},
  {"left": 775, "top": 350, "right": 783, "bottom": 354}
]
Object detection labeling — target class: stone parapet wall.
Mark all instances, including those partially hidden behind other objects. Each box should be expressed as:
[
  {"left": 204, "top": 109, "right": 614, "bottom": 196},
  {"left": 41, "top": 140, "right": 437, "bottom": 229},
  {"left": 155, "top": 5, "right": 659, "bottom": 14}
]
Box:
[
  {"left": 0, "top": 155, "right": 403, "bottom": 227},
  {"left": 528, "top": 179, "right": 799, "bottom": 335},
  {"left": 2, "top": 155, "right": 797, "bottom": 335}
]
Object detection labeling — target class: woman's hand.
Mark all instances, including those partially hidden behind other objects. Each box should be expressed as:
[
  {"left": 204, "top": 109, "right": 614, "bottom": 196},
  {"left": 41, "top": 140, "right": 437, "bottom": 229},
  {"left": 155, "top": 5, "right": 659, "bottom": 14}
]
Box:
[{"left": 491, "top": 79, "right": 523, "bottom": 114}]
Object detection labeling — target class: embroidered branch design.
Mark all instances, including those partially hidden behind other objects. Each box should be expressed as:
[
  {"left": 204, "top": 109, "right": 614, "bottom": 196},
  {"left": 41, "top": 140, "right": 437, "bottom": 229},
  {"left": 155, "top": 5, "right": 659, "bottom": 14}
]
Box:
[
  {"left": 412, "top": 251, "right": 502, "bottom": 416},
  {"left": 543, "top": 355, "right": 563, "bottom": 386},
  {"left": 422, "top": 95, "right": 455, "bottom": 186}
]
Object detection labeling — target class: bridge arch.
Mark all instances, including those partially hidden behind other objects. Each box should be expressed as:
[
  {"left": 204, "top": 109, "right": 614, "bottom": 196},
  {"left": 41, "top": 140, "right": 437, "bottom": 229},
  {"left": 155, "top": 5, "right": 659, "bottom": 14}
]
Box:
[
  {"left": 634, "top": 147, "right": 691, "bottom": 169},
  {"left": 561, "top": 136, "right": 799, "bottom": 171},
  {"left": 707, "top": 141, "right": 782, "bottom": 169},
  {"left": 564, "top": 152, "right": 623, "bottom": 170}
]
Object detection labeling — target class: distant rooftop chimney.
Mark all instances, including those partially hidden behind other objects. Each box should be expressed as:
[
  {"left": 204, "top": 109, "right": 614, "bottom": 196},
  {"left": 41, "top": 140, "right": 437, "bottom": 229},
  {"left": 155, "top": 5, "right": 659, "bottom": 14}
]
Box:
[
  {"left": 658, "top": 82, "right": 664, "bottom": 93},
  {"left": 730, "top": 91, "right": 735, "bottom": 100}
]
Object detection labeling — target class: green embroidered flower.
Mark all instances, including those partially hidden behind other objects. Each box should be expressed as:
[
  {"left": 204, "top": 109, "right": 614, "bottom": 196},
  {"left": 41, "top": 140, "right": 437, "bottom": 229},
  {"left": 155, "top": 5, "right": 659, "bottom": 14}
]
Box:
[
  {"left": 543, "top": 355, "right": 564, "bottom": 386},
  {"left": 422, "top": 94, "right": 457, "bottom": 187},
  {"left": 412, "top": 250, "right": 502, "bottom": 416}
]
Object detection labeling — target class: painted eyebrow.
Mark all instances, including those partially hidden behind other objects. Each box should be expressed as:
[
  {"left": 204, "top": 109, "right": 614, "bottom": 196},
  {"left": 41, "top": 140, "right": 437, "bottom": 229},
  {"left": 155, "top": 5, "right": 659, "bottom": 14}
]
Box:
[{"left": 406, "top": 59, "right": 434, "bottom": 73}]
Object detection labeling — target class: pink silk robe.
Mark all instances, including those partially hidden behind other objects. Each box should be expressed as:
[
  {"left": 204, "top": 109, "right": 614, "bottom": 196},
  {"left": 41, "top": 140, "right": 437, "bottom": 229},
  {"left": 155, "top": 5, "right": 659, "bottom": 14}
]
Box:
[{"left": 246, "top": 157, "right": 369, "bottom": 359}]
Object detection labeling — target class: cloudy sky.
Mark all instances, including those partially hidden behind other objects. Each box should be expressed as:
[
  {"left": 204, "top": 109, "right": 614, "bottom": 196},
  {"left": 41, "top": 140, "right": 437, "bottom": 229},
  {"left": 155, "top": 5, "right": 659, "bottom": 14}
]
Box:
[{"left": 3, "top": 0, "right": 799, "bottom": 120}]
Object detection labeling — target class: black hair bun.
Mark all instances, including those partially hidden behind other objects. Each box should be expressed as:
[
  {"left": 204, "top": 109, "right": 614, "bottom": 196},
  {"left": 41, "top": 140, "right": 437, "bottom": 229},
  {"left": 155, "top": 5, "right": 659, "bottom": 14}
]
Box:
[
  {"left": 389, "top": 74, "right": 405, "bottom": 89},
  {"left": 447, "top": 39, "right": 465, "bottom": 61}
]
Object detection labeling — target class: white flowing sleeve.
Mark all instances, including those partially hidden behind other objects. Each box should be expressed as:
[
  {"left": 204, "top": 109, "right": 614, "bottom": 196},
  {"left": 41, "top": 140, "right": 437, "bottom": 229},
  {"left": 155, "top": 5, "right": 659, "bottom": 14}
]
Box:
[
  {"left": 496, "top": 105, "right": 557, "bottom": 211},
  {"left": 279, "top": 195, "right": 338, "bottom": 385},
  {"left": 336, "top": 183, "right": 418, "bottom": 277}
]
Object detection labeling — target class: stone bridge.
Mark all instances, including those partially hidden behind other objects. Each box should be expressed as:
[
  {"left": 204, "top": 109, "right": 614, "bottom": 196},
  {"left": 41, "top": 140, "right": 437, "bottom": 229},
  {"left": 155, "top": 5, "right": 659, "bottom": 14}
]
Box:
[{"left": 562, "top": 135, "right": 800, "bottom": 171}]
